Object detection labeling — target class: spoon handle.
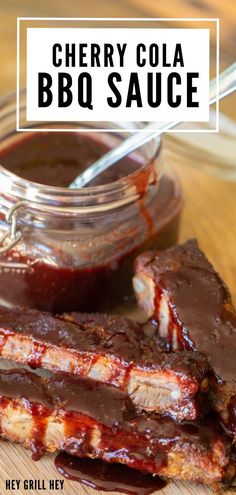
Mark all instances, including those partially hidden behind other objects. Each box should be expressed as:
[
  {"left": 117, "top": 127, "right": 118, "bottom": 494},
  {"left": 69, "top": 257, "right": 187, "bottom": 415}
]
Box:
[
  {"left": 70, "top": 62, "right": 236, "bottom": 189},
  {"left": 70, "top": 120, "right": 177, "bottom": 189}
]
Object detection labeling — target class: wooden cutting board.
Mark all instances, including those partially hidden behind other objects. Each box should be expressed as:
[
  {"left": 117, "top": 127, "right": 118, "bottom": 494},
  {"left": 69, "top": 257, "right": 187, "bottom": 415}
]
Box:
[{"left": 0, "top": 160, "right": 235, "bottom": 495}]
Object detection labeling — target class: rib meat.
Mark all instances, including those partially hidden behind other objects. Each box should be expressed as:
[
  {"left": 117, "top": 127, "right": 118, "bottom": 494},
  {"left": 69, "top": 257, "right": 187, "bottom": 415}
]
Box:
[
  {"left": 133, "top": 239, "right": 236, "bottom": 437},
  {"left": 0, "top": 306, "right": 210, "bottom": 421},
  {"left": 0, "top": 368, "right": 233, "bottom": 487}
]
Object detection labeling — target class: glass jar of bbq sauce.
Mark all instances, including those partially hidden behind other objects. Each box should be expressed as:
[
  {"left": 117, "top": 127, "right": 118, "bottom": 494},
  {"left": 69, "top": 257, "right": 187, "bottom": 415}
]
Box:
[{"left": 0, "top": 93, "right": 183, "bottom": 313}]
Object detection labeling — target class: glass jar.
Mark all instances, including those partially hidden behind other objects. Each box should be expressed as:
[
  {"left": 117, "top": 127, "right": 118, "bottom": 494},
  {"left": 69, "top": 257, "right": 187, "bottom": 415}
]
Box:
[{"left": 0, "top": 93, "right": 183, "bottom": 313}]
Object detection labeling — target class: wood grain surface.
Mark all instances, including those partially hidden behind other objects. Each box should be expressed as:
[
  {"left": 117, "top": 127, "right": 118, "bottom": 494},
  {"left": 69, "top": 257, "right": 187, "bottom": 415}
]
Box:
[{"left": 0, "top": 1, "right": 236, "bottom": 494}]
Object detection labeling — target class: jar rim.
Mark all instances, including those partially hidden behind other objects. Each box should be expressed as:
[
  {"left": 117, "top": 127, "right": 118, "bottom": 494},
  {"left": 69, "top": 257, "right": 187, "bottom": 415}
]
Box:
[
  {"left": 0, "top": 160, "right": 160, "bottom": 215},
  {"left": 0, "top": 91, "right": 162, "bottom": 214}
]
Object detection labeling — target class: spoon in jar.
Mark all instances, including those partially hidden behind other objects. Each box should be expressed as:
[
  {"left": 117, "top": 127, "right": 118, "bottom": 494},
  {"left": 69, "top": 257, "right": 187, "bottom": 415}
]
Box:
[{"left": 69, "top": 62, "right": 236, "bottom": 189}]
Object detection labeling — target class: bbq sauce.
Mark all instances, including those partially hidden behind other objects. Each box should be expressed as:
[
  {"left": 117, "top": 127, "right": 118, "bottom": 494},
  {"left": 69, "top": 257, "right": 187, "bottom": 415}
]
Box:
[
  {"left": 0, "top": 132, "right": 143, "bottom": 187},
  {"left": 228, "top": 397, "right": 236, "bottom": 436},
  {"left": 0, "top": 132, "right": 182, "bottom": 313},
  {"left": 0, "top": 369, "right": 52, "bottom": 460},
  {"left": 0, "top": 368, "right": 231, "bottom": 487},
  {"left": 55, "top": 455, "right": 167, "bottom": 494},
  {"left": 0, "top": 368, "right": 50, "bottom": 405},
  {"left": 46, "top": 373, "right": 134, "bottom": 428},
  {"left": 150, "top": 240, "right": 236, "bottom": 383},
  {"left": 0, "top": 308, "right": 144, "bottom": 377},
  {"left": 27, "top": 342, "right": 47, "bottom": 369},
  {"left": 141, "top": 240, "right": 236, "bottom": 435},
  {"left": 29, "top": 403, "right": 50, "bottom": 461}
]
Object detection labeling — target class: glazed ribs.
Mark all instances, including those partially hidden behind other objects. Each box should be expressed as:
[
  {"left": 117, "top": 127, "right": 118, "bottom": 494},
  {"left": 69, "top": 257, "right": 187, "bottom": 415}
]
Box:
[
  {"left": 0, "top": 368, "right": 233, "bottom": 487},
  {"left": 0, "top": 306, "right": 210, "bottom": 421},
  {"left": 133, "top": 239, "right": 236, "bottom": 437}
]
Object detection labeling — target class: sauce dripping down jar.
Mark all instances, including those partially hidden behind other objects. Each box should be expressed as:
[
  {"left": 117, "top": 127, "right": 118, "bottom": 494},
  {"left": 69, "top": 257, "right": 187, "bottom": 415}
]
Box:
[{"left": 0, "top": 93, "right": 183, "bottom": 312}]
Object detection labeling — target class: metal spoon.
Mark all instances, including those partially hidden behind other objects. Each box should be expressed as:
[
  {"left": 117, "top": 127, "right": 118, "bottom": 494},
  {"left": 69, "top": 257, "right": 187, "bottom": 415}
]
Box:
[{"left": 69, "top": 62, "right": 236, "bottom": 189}]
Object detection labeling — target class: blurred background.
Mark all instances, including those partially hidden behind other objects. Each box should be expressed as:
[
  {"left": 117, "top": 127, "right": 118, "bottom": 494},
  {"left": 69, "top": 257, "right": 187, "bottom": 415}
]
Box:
[{"left": 0, "top": 0, "right": 236, "bottom": 299}]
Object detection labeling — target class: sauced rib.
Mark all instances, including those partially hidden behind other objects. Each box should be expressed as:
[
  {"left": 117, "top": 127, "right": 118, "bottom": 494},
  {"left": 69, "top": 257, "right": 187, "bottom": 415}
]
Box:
[
  {"left": 0, "top": 306, "right": 210, "bottom": 421},
  {"left": 133, "top": 240, "right": 236, "bottom": 436},
  {"left": 0, "top": 368, "right": 233, "bottom": 487}
]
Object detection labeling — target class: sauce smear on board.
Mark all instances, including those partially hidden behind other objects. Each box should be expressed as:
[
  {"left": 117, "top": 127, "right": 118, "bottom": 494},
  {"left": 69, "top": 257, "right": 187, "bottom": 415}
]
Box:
[{"left": 55, "top": 454, "right": 167, "bottom": 494}]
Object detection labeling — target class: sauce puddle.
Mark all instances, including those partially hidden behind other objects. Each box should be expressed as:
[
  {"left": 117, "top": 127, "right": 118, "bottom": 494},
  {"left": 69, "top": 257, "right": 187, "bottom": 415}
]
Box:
[{"left": 55, "top": 454, "right": 167, "bottom": 494}]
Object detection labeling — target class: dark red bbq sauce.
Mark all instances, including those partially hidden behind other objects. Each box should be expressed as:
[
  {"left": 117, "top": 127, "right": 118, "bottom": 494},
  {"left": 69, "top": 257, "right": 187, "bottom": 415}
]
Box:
[
  {"left": 46, "top": 372, "right": 134, "bottom": 428},
  {"left": 0, "top": 132, "right": 143, "bottom": 187},
  {"left": 0, "top": 132, "right": 182, "bottom": 313},
  {"left": 0, "top": 368, "right": 50, "bottom": 404},
  {"left": 228, "top": 396, "right": 236, "bottom": 436},
  {"left": 27, "top": 341, "right": 47, "bottom": 369},
  {"left": 55, "top": 455, "right": 167, "bottom": 495},
  {"left": 135, "top": 163, "right": 156, "bottom": 236},
  {"left": 29, "top": 403, "right": 50, "bottom": 461},
  {"left": 0, "top": 369, "right": 51, "bottom": 460},
  {"left": 0, "top": 369, "right": 229, "bottom": 487},
  {"left": 151, "top": 240, "right": 236, "bottom": 384}
]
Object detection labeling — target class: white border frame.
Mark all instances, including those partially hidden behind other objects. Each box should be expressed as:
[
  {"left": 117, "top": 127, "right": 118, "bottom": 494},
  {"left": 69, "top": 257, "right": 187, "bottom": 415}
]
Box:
[{"left": 17, "top": 17, "right": 219, "bottom": 133}]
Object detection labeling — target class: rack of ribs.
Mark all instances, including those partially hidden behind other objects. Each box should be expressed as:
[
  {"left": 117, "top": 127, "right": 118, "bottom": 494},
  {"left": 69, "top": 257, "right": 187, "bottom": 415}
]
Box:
[
  {"left": 133, "top": 239, "right": 236, "bottom": 437},
  {"left": 0, "top": 306, "right": 211, "bottom": 421},
  {"left": 0, "top": 368, "right": 234, "bottom": 487}
]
